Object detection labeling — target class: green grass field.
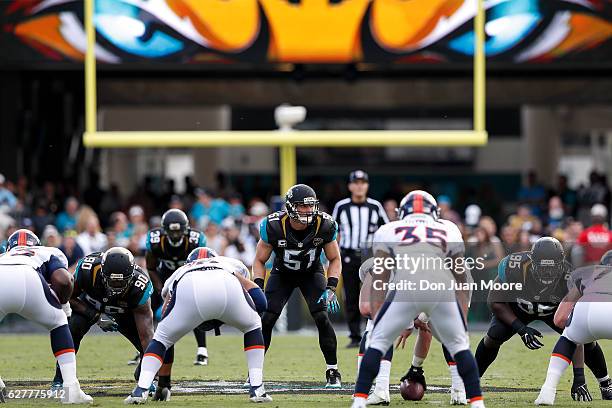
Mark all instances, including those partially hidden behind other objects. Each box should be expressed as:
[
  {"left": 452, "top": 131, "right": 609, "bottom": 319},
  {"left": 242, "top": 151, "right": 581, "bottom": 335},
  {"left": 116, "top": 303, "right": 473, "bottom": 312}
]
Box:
[{"left": 1, "top": 331, "right": 610, "bottom": 407}]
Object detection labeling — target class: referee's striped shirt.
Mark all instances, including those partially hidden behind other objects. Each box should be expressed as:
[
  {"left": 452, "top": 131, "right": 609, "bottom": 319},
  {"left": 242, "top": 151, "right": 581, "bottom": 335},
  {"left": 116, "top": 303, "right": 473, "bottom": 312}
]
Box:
[{"left": 331, "top": 197, "right": 389, "bottom": 251}]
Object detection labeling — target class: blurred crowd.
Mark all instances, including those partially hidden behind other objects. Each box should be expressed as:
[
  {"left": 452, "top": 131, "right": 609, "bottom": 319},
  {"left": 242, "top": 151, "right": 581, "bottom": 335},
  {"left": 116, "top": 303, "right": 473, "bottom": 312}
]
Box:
[{"left": 0, "top": 169, "right": 610, "bottom": 278}]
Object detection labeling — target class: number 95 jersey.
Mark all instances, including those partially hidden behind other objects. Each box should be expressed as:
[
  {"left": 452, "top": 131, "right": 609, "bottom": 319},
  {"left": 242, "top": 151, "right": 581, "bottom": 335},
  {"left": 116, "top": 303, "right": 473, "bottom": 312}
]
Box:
[
  {"left": 74, "top": 252, "right": 154, "bottom": 314},
  {"left": 260, "top": 211, "right": 338, "bottom": 274}
]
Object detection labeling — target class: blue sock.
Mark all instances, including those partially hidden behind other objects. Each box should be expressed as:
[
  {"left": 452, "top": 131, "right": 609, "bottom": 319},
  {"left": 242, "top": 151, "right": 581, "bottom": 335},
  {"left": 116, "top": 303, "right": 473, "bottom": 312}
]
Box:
[
  {"left": 354, "top": 348, "right": 383, "bottom": 397},
  {"left": 454, "top": 349, "right": 483, "bottom": 401}
]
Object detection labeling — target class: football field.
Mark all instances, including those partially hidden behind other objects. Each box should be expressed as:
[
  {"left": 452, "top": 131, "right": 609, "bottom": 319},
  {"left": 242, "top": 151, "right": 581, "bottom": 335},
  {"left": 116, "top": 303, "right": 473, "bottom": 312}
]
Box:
[{"left": 1, "top": 332, "right": 610, "bottom": 407}]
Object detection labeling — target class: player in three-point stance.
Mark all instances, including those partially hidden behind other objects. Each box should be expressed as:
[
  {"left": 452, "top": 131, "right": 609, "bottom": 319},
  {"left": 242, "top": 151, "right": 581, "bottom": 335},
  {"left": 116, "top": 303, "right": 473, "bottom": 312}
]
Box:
[
  {"left": 125, "top": 249, "right": 272, "bottom": 404},
  {"left": 0, "top": 229, "right": 92, "bottom": 404},
  {"left": 352, "top": 191, "right": 485, "bottom": 408},
  {"left": 253, "top": 184, "right": 343, "bottom": 388},
  {"left": 535, "top": 250, "right": 612, "bottom": 405}
]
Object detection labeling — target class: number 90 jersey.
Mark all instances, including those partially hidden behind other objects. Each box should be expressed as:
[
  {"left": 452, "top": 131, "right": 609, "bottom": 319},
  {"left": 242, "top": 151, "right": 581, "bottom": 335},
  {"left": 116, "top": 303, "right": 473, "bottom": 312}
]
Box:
[
  {"left": 373, "top": 215, "right": 465, "bottom": 258},
  {"left": 74, "top": 252, "right": 153, "bottom": 314},
  {"left": 145, "top": 227, "right": 206, "bottom": 281},
  {"left": 496, "top": 251, "right": 571, "bottom": 317},
  {"left": 260, "top": 210, "right": 338, "bottom": 274}
]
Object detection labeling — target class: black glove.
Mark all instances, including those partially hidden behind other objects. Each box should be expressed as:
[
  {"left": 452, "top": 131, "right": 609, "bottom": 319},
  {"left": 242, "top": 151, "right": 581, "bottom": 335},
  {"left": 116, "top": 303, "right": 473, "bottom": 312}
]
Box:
[
  {"left": 571, "top": 383, "right": 593, "bottom": 402},
  {"left": 254, "top": 278, "right": 265, "bottom": 290},
  {"left": 512, "top": 320, "right": 544, "bottom": 350}
]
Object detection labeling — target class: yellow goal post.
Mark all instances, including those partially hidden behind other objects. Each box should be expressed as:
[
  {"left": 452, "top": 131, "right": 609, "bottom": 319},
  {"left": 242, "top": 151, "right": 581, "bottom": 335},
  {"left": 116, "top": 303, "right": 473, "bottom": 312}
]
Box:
[{"left": 83, "top": 0, "right": 487, "bottom": 196}]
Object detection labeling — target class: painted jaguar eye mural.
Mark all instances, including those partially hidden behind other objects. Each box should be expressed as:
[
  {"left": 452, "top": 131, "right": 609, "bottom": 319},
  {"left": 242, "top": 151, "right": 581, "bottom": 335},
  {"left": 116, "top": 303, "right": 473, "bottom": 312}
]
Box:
[{"left": 1, "top": 0, "right": 610, "bottom": 65}]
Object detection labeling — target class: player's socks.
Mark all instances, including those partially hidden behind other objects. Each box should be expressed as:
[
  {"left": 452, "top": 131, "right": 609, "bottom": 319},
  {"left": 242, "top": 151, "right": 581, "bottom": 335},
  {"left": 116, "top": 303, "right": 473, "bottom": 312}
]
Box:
[
  {"left": 572, "top": 367, "right": 585, "bottom": 384},
  {"left": 312, "top": 311, "right": 338, "bottom": 366},
  {"left": 138, "top": 340, "right": 167, "bottom": 389},
  {"left": 542, "top": 337, "right": 576, "bottom": 391},
  {"left": 375, "top": 360, "right": 391, "bottom": 392},
  {"left": 475, "top": 337, "right": 499, "bottom": 377},
  {"left": 357, "top": 332, "right": 367, "bottom": 374},
  {"left": 351, "top": 396, "right": 367, "bottom": 408},
  {"left": 584, "top": 341, "right": 609, "bottom": 379},
  {"left": 470, "top": 398, "right": 485, "bottom": 408},
  {"left": 244, "top": 329, "right": 265, "bottom": 388},
  {"left": 355, "top": 348, "right": 383, "bottom": 397},
  {"left": 453, "top": 350, "right": 483, "bottom": 403},
  {"left": 197, "top": 347, "right": 208, "bottom": 357},
  {"left": 50, "top": 325, "right": 77, "bottom": 385}
]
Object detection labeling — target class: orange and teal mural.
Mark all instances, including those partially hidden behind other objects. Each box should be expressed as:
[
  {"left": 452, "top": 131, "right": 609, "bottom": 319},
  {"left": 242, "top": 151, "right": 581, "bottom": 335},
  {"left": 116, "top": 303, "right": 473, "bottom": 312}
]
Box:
[{"left": 1, "top": 0, "right": 610, "bottom": 65}]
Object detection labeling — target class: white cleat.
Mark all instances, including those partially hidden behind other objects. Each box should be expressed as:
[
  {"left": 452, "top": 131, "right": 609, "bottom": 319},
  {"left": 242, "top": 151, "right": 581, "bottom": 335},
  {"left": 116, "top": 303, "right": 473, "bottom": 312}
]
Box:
[
  {"left": 535, "top": 386, "right": 557, "bottom": 406},
  {"left": 450, "top": 387, "right": 467, "bottom": 405},
  {"left": 61, "top": 381, "right": 93, "bottom": 404},
  {"left": 124, "top": 387, "right": 149, "bottom": 405},
  {"left": 249, "top": 385, "right": 273, "bottom": 403},
  {"left": 366, "top": 389, "right": 390, "bottom": 406}
]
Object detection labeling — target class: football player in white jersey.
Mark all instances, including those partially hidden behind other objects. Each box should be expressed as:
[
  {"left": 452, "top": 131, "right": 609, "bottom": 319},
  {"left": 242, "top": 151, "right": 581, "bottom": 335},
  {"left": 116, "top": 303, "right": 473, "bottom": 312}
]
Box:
[
  {"left": 125, "top": 248, "right": 271, "bottom": 404},
  {"left": 535, "top": 250, "right": 612, "bottom": 405},
  {"left": 0, "top": 229, "right": 92, "bottom": 404},
  {"left": 352, "top": 191, "right": 484, "bottom": 408}
]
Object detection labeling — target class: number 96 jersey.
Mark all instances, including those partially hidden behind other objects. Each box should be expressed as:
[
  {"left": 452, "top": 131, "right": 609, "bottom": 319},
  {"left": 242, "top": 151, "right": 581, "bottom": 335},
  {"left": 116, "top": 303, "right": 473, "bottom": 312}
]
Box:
[
  {"left": 260, "top": 211, "right": 338, "bottom": 274},
  {"left": 74, "top": 252, "right": 153, "bottom": 315}
]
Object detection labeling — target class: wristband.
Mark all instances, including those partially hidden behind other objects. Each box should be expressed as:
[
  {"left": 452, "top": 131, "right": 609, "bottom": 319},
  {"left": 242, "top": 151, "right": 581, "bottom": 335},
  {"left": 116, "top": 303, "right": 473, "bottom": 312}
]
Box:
[
  {"left": 511, "top": 319, "right": 526, "bottom": 333},
  {"left": 254, "top": 278, "right": 265, "bottom": 290},
  {"left": 326, "top": 277, "right": 339, "bottom": 290}
]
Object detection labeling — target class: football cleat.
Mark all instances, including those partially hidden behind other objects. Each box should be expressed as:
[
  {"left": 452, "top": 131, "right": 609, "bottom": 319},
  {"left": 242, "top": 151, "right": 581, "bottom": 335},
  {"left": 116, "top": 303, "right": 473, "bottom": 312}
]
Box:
[
  {"left": 51, "top": 380, "right": 63, "bottom": 392},
  {"left": 401, "top": 366, "right": 427, "bottom": 390},
  {"left": 194, "top": 353, "right": 208, "bottom": 366},
  {"left": 571, "top": 383, "right": 592, "bottom": 401},
  {"left": 127, "top": 353, "right": 141, "bottom": 366},
  {"left": 152, "top": 387, "right": 171, "bottom": 401},
  {"left": 243, "top": 375, "right": 251, "bottom": 388},
  {"left": 61, "top": 381, "right": 93, "bottom": 404},
  {"left": 450, "top": 387, "right": 467, "bottom": 405},
  {"left": 535, "top": 386, "right": 556, "bottom": 405},
  {"left": 0, "top": 376, "right": 6, "bottom": 403},
  {"left": 325, "top": 369, "right": 342, "bottom": 388},
  {"left": 600, "top": 379, "right": 612, "bottom": 400},
  {"left": 366, "top": 389, "right": 390, "bottom": 406},
  {"left": 147, "top": 382, "right": 156, "bottom": 398},
  {"left": 249, "top": 385, "right": 273, "bottom": 403},
  {"left": 124, "top": 387, "right": 149, "bottom": 404}
]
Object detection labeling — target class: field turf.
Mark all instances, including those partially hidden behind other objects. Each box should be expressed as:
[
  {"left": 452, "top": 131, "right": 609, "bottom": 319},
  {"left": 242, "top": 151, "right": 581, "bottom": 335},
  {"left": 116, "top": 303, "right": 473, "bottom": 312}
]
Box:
[{"left": 1, "top": 331, "right": 610, "bottom": 407}]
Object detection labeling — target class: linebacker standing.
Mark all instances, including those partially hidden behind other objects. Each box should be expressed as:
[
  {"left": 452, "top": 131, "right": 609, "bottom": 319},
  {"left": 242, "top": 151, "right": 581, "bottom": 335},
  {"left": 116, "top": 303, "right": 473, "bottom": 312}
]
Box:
[
  {"left": 332, "top": 170, "right": 388, "bottom": 347},
  {"left": 253, "top": 184, "right": 343, "bottom": 387}
]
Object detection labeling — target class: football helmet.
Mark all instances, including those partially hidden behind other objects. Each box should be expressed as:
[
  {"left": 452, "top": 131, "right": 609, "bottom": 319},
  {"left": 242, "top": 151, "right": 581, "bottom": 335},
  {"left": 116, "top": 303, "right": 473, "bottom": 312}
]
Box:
[
  {"left": 187, "top": 246, "right": 218, "bottom": 262},
  {"left": 397, "top": 190, "right": 439, "bottom": 220},
  {"left": 161, "top": 209, "right": 189, "bottom": 247},
  {"left": 530, "top": 237, "right": 565, "bottom": 285},
  {"left": 285, "top": 184, "right": 319, "bottom": 225},
  {"left": 101, "top": 247, "right": 136, "bottom": 297},
  {"left": 7, "top": 229, "right": 41, "bottom": 250}
]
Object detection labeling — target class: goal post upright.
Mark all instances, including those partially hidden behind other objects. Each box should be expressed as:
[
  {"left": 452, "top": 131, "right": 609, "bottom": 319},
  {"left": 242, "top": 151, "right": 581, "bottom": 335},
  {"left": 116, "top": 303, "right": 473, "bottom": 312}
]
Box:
[{"left": 83, "top": 0, "right": 487, "bottom": 196}]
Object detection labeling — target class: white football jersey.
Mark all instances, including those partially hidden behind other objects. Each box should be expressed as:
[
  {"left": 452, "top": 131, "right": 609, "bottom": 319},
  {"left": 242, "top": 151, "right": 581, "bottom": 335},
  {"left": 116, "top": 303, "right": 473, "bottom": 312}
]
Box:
[
  {"left": 162, "top": 256, "right": 249, "bottom": 298},
  {"left": 0, "top": 245, "right": 68, "bottom": 282},
  {"left": 373, "top": 214, "right": 464, "bottom": 258}
]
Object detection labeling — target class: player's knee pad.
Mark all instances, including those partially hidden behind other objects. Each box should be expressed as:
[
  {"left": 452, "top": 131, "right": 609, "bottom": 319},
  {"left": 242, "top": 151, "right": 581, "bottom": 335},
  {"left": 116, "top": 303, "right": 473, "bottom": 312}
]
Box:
[
  {"left": 244, "top": 328, "right": 265, "bottom": 349},
  {"left": 553, "top": 336, "right": 577, "bottom": 361},
  {"left": 147, "top": 338, "right": 168, "bottom": 358},
  {"left": 483, "top": 334, "right": 503, "bottom": 348}
]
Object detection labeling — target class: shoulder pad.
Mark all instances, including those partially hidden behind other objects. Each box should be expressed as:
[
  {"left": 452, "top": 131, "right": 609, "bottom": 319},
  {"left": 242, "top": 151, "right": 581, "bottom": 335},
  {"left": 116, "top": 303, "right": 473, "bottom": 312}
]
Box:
[
  {"left": 316, "top": 212, "right": 338, "bottom": 242},
  {"left": 263, "top": 212, "right": 287, "bottom": 244},
  {"left": 146, "top": 228, "right": 164, "bottom": 253},
  {"left": 187, "top": 228, "right": 206, "bottom": 249}
]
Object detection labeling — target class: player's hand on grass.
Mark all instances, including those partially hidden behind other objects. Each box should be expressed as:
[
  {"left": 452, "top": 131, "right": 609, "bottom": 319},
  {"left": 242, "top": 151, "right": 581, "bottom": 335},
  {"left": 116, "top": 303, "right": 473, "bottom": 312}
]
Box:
[
  {"left": 517, "top": 326, "right": 544, "bottom": 350},
  {"left": 97, "top": 314, "right": 119, "bottom": 332},
  {"left": 414, "top": 318, "right": 430, "bottom": 333},
  {"left": 395, "top": 328, "right": 413, "bottom": 349},
  {"left": 571, "top": 383, "right": 593, "bottom": 402},
  {"left": 317, "top": 288, "right": 340, "bottom": 314}
]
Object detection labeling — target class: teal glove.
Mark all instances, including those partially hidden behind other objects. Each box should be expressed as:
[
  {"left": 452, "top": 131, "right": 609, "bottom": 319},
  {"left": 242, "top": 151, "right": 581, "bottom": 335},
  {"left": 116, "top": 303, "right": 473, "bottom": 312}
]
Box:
[{"left": 317, "top": 288, "right": 340, "bottom": 314}]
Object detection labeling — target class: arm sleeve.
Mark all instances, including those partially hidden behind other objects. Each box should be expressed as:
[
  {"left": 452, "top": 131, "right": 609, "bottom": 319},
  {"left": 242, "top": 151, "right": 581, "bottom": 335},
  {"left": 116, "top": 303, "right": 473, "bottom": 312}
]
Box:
[{"left": 48, "top": 249, "right": 69, "bottom": 273}]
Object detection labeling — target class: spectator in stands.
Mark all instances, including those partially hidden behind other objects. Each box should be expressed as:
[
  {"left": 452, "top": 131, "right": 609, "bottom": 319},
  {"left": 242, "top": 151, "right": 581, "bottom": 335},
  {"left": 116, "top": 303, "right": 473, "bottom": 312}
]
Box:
[
  {"left": 55, "top": 197, "right": 79, "bottom": 232},
  {"left": 228, "top": 193, "right": 246, "bottom": 219},
  {"left": 37, "top": 181, "right": 60, "bottom": 215},
  {"left": 0, "top": 174, "right": 17, "bottom": 211},
  {"left": 478, "top": 216, "right": 501, "bottom": 244},
  {"left": 220, "top": 218, "right": 254, "bottom": 267},
  {"left": 438, "top": 195, "right": 461, "bottom": 225},
  {"left": 517, "top": 170, "right": 546, "bottom": 216},
  {"left": 76, "top": 214, "right": 108, "bottom": 254},
  {"left": 204, "top": 221, "right": 225, "bottom": 254},
  {"left": 576, "top": 204, "right": 612, "bottom": 265},
  {"left": 168, "top": 194, "right": 184, "bottom": 210},
  {"left": 500, "top": 224, "right": 518, "bottom": 253},
  {"left": 508, "top": 204, "right": 541, "bottom": 235},
  {"left": 127, "top": 205, "right": 147, "bottom": 235},
  {"left": 465, "top": 204, "right": 481, "bottom": 230},
  {"left": 576, "top": 171, "right": 609, "bottom": 225},
  {"left": 32, "top": 203, "right": 55, "bottom": 235},
  {"left": 556, "top": 175, "right": 577, "bottom": 216},
  {"left": 543, "top": 196, "right": 565, "bottom": 234},
  {"left": 109, "top": 211, "right": 130, "bottom": 247},
  {"left": 516, "top": 229, "right": 533, "bottom": 252},
  {"left": 190, "top": 188, "right": 229, "bottom": 227},
  {"left": 383, "top": 199, "right": 398, "bottom": 222},
  {"left": 42, "top": 225, "right": 61, "bottom": 248},
  {"left": 60, "top": 230, "right": 84, "bottom": 270}
]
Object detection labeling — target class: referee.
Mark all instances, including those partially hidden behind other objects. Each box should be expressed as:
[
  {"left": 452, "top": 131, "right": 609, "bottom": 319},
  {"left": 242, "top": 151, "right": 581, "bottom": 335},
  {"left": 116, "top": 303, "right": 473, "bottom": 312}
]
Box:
[{"left": 332, "top": 170, "right": 388, "bottom": 347}]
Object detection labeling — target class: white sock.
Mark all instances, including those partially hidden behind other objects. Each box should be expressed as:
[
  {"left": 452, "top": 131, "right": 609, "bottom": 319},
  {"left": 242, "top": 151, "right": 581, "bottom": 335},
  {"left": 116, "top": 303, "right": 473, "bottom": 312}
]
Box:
[
  {"left": 197, "top": 347, "right": 208, "bottom": 357},
  {"left": 327, "top": 364, "right": 338, "bottom": 370},
  {"left": 56, "top": 352, "right": 77, "bottom": 385},
  {"left": 543, "top": 355, "right": 571, "bottom": 389},
  {"left": 137, "top": 355, "right": 163, "bottom": 389},
  {"left": 470, "top": 399, "right": 485, "bottom": 408},
  {"left": 449, "top": 364, "right": 464, "bottom": 390},
  {"left": 245, "top": 348, "right": 264, "bottom": 388},
  {"left": 598, "top": 375, "right": 610, "bottom": 384},
  {"left": 412, "top": 355, "right": 425, "bottom": 368},
  {"left": 352, "top": 396, "right": 367, "bottom": 407},
  {"left": 374, "top": 360, "right": 391, "bottom": 392}
]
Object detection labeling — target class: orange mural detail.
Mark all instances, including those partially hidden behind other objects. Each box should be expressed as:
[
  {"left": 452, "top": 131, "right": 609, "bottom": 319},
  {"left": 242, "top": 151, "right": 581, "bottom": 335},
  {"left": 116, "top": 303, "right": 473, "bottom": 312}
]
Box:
[{"left": 14, "top": 14, "right": 84, "bottom": 61}]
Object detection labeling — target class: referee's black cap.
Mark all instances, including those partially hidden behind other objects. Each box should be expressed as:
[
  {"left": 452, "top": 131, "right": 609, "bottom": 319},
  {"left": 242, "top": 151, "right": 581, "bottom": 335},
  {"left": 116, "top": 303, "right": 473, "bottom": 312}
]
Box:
[{"left": 349, "top": 170, "right": 369, "bottom": 183}]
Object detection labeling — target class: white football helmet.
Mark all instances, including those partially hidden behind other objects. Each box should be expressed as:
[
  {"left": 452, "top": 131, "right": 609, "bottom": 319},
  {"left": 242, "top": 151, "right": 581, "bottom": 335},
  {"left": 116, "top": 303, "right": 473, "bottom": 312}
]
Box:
[{"left": 397, "top": 190, "right": 439, "bottom": 220}]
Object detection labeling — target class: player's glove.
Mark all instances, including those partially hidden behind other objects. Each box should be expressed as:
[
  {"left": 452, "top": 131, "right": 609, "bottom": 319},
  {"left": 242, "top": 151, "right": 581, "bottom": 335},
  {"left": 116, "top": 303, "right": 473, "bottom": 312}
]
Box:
[
  {"left": 97, "top": 314, "right": 119, "bottom": 332},
  {"left": 61, "top": 302, "right": 72, "bottom": 318},
  {"left": 514, "top": 321, "right": 544, "bottom": 350},
  {"left": 571, "top": 383, "right": 593, "bottom": 402},
  {"left": 317, "top": 288, "right": 340, "bottom": 314}
]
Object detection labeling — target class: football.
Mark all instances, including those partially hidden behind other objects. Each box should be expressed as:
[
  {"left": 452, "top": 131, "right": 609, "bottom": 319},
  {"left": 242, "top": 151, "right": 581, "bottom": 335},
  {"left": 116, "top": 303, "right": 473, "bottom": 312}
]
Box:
[{"left": 400, "top": 379, "right": 425, "bottom": 401}]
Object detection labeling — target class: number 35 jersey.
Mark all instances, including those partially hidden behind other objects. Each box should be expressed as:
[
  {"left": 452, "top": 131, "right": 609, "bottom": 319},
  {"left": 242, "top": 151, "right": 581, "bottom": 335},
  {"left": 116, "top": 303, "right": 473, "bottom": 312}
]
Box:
[
  {"left": 74, "top": 252, "right": 153, "bottom": 314},
  {"left": 259, "top": 211, "right": 338, "bottom": 274}
]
